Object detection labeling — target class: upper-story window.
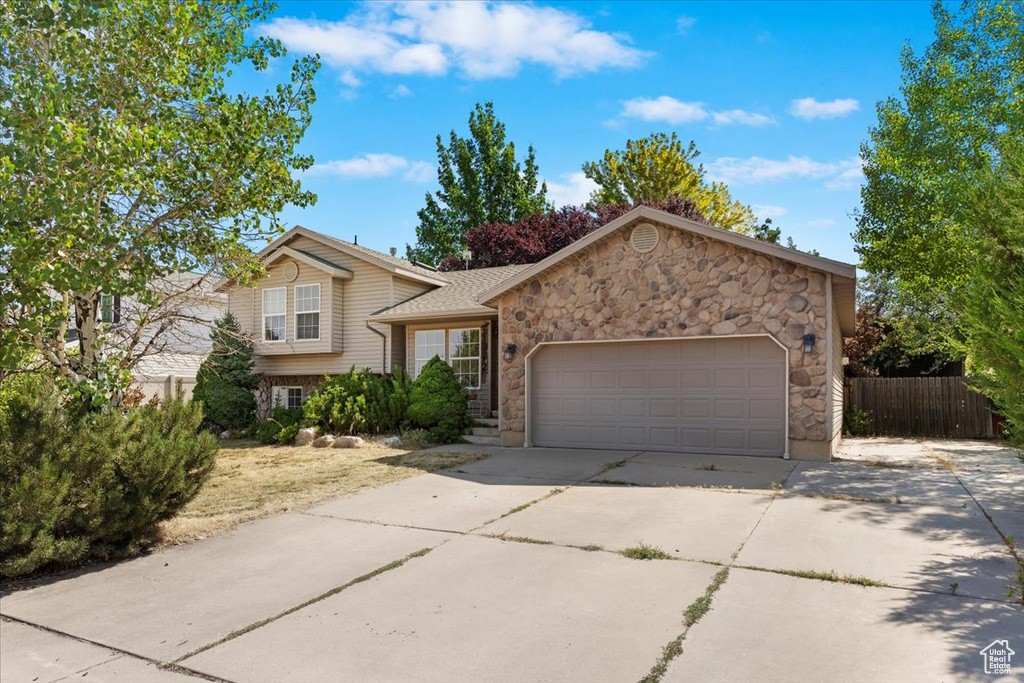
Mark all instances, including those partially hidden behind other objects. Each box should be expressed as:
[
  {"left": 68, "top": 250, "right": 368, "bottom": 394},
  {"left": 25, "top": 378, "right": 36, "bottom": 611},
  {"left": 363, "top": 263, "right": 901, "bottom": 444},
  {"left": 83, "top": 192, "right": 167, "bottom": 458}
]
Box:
[
  {"left": 262, "top": 287, "right": 286, "bottom": 342},
  {"left": 99, "top": 293, "right": 118, "bottom": 323},
  {"left": 294, "top": 284, "right": 320, "bottom": 341}
]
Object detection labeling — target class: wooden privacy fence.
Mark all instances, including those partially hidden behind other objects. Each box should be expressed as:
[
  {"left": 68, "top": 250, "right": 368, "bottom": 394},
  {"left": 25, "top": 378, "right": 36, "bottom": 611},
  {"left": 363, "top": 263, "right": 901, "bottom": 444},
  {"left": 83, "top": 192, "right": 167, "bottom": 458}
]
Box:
[{"left": 844, "top": 376, "right": 995, "bottom": 438}]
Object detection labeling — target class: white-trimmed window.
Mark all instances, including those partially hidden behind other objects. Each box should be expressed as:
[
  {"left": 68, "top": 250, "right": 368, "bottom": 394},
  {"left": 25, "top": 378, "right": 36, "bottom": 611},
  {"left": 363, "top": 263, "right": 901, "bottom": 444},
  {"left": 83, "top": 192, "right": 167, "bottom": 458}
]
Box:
[
  {"left": 414, "top": 330, "right": 445, "bottom": 376},
  {"left": 449, "top": 328, "right": 481, "bottom": 389},
  {"left": 99, "top": 293, "right": 117, "bottom": 323},
  {"left": 272, "top": 386, "right": 304, "bottom": 410},
  {"left": 294, "top": 284, "right": 320, "bottom": 341},
  {"left": 262, "top": 287, "right": 286, "bottom": 342}
]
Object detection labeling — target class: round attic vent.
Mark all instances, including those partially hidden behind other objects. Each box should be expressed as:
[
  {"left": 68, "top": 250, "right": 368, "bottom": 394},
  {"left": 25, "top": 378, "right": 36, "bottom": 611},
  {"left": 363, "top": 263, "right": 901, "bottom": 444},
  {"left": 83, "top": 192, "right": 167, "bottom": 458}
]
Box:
[
  {"left": 630, "top": 223, "right": 660, "bottom": 254},
  {"left": 282, "top": 261, "right": 299, "bottom": 282}
]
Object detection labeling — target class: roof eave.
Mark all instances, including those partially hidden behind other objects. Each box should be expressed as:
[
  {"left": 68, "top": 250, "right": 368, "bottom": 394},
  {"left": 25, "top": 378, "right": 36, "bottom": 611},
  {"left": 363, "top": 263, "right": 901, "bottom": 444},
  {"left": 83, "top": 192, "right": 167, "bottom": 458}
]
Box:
[{"left": 367, "top": 306, "right": 499, "bottom": 325}]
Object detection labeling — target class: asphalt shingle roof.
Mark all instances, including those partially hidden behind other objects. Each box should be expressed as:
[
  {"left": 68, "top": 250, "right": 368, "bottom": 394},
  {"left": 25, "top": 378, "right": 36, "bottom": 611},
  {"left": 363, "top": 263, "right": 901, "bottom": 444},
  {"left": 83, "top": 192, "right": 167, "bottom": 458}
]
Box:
[
  {"left": 370, "top": 264, "right": 529, "bottom": 321},
  {"left": 311, "top": 232, "right": 442, "bottom": 280}
]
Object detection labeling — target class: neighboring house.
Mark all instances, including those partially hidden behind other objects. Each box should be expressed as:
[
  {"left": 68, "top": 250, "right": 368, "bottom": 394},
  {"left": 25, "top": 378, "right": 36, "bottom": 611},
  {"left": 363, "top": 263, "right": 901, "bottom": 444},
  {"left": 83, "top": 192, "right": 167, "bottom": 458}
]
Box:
[
  {"left": 224, "top": 206, "right": 856, "bottom": 460},
  {"left": 82, "top": 273, "right": 227, "bottom": 400}
]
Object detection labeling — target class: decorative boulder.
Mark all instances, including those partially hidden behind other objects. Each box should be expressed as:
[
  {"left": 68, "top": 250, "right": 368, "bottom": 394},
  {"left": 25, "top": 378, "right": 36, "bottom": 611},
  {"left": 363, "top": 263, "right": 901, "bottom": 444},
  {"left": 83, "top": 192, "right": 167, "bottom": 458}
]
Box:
[
  {"left": 294, "top": 428, "right": 316, "bottom": 447},
  {"left": 219, "top": 430, "right": 232, "bottom": 440},
  {"left": 332, "top": 436, "right": 365, "bottom": 449},
  {"left": 312, "top": 435, "right": 336, "bottom": 448},
  {"left": 379, "top": 436, "right": 402, "bottom": 447}
]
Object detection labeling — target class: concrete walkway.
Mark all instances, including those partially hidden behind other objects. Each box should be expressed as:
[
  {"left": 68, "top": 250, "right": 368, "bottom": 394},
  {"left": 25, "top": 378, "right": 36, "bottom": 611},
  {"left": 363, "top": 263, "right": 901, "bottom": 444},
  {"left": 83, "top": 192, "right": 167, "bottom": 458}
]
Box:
[{"left": 2, "top": 439, "right": 1021, "bottom": 683}]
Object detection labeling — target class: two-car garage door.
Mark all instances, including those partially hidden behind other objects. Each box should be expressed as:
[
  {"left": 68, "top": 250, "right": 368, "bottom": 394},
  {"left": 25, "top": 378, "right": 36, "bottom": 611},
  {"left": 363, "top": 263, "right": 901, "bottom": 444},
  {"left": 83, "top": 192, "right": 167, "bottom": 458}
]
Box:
[{"left": 529, "top": 337, "right": 786, "bottom": 457}]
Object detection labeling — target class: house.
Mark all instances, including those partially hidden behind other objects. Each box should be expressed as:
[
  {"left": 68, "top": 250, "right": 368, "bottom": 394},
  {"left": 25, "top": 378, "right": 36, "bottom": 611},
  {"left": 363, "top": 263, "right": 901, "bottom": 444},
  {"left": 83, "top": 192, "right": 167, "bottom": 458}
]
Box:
[{"left": 223, "top": 206, "right": 856, "bottom": 460}]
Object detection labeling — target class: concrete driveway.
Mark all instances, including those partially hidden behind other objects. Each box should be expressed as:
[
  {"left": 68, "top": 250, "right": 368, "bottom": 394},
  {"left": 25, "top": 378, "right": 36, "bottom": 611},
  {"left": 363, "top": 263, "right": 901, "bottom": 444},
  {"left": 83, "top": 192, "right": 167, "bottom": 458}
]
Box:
[{"left": 2, "top": 438, "right": 1022, "bottom": 683}]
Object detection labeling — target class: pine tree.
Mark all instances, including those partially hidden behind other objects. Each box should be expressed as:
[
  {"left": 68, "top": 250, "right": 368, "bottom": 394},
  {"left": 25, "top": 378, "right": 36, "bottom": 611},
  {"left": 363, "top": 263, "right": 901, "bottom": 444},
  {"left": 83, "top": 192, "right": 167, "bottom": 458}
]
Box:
[{"left": 193, "top": 313, "right": 260, "bottom": 431}]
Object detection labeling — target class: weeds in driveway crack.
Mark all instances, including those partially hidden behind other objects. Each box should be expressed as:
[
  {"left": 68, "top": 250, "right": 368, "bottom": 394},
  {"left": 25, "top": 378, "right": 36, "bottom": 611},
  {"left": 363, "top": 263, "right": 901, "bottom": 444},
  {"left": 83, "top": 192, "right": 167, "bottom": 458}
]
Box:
[
  {"left": 638, "top": 568, "right": 730, "bottom": 683},
  {"left": 473, "top": 487, "right": 568, "bottom": 529},
  {"left": 741, "top": 565, "right": 884, "bottom": 587},
  {"left": 621, "top": 542, "right": 673, "bottom": 561},
  {"left": 173, "top": 546, "right": 436, "bottom": 663},
  {"left": 590, "top": 479, "right": 644, "bottom": 487},
  {"left": 484, "top": 532, "right": 554, "bottom": 546}
]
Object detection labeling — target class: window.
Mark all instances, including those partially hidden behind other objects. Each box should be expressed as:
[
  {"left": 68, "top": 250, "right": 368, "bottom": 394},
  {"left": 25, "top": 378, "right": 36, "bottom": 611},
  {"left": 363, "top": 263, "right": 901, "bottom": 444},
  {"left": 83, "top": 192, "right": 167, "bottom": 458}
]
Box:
[
  {"left": 272, "top": 386, "right": 303, "bottom": 410},
  {"left": 449, "top": 328, "right": 481, "bottom": 389},
  {"left": 99, "top": 294, "right": 117, "bottom": 323},
  {"left": 262, "top": 288, "right": 286, "bottom": 342},
  {"left": 294, "top": 284, "right": 320, "bottom": 340},
  {"left": 415, "top": 330, "right": 445, "bottom": 377}
]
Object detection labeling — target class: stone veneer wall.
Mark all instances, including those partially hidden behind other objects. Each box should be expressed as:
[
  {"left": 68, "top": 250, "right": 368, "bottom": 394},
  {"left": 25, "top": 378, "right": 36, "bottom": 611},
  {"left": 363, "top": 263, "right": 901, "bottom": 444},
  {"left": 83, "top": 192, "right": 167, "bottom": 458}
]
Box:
[
  {"left": 496, "top": 222, "right": 831, "bottom": 457},
  {"left": 256, "top": 375, "right": 324, "bottom": 418}
]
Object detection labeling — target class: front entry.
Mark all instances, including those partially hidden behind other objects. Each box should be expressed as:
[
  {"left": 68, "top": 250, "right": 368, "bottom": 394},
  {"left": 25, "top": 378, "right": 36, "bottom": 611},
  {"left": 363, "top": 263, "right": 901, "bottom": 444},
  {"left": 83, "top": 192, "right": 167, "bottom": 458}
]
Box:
[{"left": 528, "top": 337, "right": 787, "bottom": 457}]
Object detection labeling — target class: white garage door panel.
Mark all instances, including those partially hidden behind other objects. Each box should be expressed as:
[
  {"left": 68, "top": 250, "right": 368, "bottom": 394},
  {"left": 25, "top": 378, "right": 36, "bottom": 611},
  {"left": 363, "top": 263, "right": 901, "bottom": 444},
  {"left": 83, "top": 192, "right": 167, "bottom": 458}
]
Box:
[{"left": 530, "top": 337, "right": 786, "bottom": 457}]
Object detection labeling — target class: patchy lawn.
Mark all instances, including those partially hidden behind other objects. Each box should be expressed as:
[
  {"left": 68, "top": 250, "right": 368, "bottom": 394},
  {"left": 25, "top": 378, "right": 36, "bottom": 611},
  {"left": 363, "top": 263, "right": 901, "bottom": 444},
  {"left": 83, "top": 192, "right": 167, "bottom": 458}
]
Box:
[{"left": 157, "top": 439, "right": 487, "bottom": 547}]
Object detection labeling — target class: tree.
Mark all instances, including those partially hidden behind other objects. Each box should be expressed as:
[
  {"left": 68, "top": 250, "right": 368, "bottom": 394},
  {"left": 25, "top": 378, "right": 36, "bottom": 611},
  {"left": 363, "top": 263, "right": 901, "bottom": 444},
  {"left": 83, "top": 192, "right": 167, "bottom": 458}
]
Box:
[
  {"left": 961, "top": 138, "right": 1024, "bottom": 440},
  {"left": 0, "top": 0, "right": 319, "bottom": 405},
  {"left": 582, "top": 132, "right": 756, "bottom": 234},
  {"left": 406, "top": 356, "right": 469, "bottom": 444},
  {"left": 855, "top": 0, "right": 1023, "bottom": 308},
  {"left": 193, "top": 313, "right": 260, "bottom": 431},
  {"left": 439, "top": 194, "right": 710, "bottom": 271},
  {"left": 408, "top": 102, "right": 548, "bottom": 266}
]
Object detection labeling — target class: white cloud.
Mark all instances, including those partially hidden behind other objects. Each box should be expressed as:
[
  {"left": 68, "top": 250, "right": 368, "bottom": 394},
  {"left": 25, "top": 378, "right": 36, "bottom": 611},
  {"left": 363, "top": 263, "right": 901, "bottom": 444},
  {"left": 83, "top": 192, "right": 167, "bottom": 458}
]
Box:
[
  {"left": 620, "top": 96, "right": 708, "bottom": 124},
  {"left": 752, "top": 204, "right": 788, "bottom": 220},
  {"left": 339, "top": 70, "right": 362, "bottom": 88},
  {"left": 545, "top": 172, "right": 598, "bottom": 208},
  {"left": 706, "top": 155, "right": 862, "bottom": 189},
  {"left": 711, "top": 109, "right": 776, "bottom": 127},
  {"left": 790, "top": 97, "right": 860, "bottom": 120},
  {"left": 305, "top": 153, "right": 432, "bottom": 182},
  {"left": 806, "top": 219, "right": 838, "bottom": 228},
  {"left": 389, "top": 84, "right": 413, "bottom": 98},
  {"left": 676, "top": 16, "right": 696, "bottom": 35},
  {"left": 403, "top": 160, "right": 435, "bottom": 183},
  {"left": 260, "top": 2, "right": 648, "bottom": 83}
]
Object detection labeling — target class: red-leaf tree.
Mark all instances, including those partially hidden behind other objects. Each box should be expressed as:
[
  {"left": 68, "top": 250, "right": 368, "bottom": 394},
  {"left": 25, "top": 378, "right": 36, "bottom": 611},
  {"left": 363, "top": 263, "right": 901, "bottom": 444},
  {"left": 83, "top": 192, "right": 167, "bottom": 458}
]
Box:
[{"left": 438, "top": 195, "right": 708, "bottom": 271}]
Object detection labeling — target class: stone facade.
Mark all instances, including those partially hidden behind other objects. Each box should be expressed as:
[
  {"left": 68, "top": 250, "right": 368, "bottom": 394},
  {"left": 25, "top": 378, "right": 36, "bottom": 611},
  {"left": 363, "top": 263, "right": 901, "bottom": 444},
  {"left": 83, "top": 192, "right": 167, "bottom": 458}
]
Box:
[
  {"left": 256, "top": 374, "right": 324, "bottom": 418},
  {"left": 496, "top": 220, "right": 832, "bottom": 457}
]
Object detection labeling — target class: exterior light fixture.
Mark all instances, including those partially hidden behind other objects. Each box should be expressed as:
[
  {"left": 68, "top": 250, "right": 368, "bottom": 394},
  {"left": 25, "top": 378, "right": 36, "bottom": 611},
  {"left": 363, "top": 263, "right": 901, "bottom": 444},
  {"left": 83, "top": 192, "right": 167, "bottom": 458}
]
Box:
[
  {"left": 503, "top": 344, "right": 517, "bottom": 361},
  {"left": 802, "top": 334, "right": 816, "bottom": 354}
]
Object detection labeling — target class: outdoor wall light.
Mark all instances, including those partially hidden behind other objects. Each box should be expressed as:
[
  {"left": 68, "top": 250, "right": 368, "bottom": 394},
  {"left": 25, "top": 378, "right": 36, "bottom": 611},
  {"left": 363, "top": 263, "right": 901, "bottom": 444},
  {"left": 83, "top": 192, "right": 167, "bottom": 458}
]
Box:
[
  {"left": 802, "top": 334, "right": 817, "bottom": 354},
  {"left": 503, "top": 344, "right": 517, "bottom": 361}
]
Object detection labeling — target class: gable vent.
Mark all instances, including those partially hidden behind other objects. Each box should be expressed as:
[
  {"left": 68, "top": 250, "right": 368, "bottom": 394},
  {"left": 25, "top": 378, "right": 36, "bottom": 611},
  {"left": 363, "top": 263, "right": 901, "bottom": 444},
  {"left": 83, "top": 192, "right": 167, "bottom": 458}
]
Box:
[
  {"left": 630, "top": 223, "right": 660, "bottom": 253},
  {"left": 282, "top": 261, "right": 299, "bottom": 282}
]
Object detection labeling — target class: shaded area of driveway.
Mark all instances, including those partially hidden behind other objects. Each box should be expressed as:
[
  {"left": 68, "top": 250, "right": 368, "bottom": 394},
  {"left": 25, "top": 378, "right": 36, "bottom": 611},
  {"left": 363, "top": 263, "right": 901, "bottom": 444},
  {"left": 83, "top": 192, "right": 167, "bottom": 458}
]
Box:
[{"left": 1, "top": 438, "right": 1021, "bottom": 683}]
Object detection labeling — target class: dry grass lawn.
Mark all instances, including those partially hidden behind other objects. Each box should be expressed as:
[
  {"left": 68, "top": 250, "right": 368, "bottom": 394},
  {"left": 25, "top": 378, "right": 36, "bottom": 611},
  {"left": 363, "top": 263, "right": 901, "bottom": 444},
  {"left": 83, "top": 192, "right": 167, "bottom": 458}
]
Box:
[{"left": 157, "top": 439, "right": 488, "bottom": 547}]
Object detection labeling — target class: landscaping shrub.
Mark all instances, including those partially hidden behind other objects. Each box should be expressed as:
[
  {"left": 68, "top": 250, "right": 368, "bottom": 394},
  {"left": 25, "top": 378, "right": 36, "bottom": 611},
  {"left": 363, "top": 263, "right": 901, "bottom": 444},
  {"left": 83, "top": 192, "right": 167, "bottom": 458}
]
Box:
[
  {"left": 406, "top": 356, "right": 469, "bottom": 444},
  {"left": 0, "top": 376, "right": 217, "bottom": 578},
  {"left": 302, "top": 366, "right": 412, "bottom": 435},
  {"left": 843, "top": 408, "right": 873, "bottom": 437},
  {"left": 192, "top": 313, "right": 261, "bottom": 431},
  {"left": 255, "top": 406, "right": 304, "bottom": 445}
]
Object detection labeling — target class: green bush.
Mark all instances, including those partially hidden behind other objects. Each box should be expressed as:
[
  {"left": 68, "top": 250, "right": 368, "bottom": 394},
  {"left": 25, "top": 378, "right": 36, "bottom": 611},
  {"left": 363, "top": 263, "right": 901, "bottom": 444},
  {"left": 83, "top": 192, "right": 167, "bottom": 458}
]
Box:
[
  {"left": 843, "top": 408, "right": 873, "bottom": 437},
  {"left": 192, "top": 313, "right": 261, "bottom": 431},
  {"left": 302, "top": 366, "right": 412, "bottom": 435},
  {"left": 0, "top": 376, "right": 217, "bottom": 578},
  {"left": 406, "top": 356, "right": 469, "bottom": 444},
  {"left": 255, "top": 407, "right": 304, "bottom": 445}
]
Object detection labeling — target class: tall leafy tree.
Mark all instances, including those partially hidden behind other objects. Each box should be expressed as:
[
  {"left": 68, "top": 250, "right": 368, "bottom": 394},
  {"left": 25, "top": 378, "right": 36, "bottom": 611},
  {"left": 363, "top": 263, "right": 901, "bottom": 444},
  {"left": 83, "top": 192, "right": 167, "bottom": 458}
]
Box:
[
  {"left": 408, "top": 102, "right": 549, "bottom": 266},
  {"left": 193, "top": 313, "right": 260, "bottom": 431},
  {"left": 961, "top": 138, "right": 1024, "bottom": 440},
  {"left": 582, "top": 132, "right": 757, "bottom": 234},
  {"left": 855, "top": 0, "right": 1023, "bottom": 306},
  {"left": 0, "top": 0, "right": 319, "bottom": 404}
]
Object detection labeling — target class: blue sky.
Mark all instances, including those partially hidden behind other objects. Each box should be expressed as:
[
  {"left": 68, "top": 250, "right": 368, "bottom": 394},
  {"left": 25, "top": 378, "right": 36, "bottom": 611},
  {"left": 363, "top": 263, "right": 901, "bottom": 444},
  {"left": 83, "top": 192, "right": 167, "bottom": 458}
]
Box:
[{"left": 241, "top": 1, "right": 936, "bottom": 265}]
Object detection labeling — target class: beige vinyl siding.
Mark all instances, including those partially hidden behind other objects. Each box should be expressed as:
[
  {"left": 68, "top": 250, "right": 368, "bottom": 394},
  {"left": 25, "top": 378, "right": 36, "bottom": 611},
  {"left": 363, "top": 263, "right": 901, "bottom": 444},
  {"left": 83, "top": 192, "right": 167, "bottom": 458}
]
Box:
[
  {"left": 255, "top": 353, "right": 347, "bottom": 376},
  {"left": 331, "top": 278, "right": 345, "bottom": 354},
  {"left": 389, "top": 324, "right": 406, "bottom": 373},
  {"left": 830, "top": 291, "right": 844, "bottom": 452},
  {"left": 392, "top": 276, "right": 433, "bottom": 305}
]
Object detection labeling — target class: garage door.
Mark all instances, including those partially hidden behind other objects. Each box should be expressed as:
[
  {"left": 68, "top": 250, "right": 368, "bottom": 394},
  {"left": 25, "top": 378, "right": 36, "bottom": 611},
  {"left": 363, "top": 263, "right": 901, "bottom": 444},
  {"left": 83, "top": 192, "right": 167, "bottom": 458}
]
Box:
[{"left": 530, "top": 337, "right": 786, "bottom": 457}]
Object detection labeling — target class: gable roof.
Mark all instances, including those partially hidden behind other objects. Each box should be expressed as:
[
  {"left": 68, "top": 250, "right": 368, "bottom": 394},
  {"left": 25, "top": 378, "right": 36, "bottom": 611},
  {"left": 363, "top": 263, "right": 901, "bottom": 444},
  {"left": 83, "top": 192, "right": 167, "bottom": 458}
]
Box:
[
  {"left": 263, "top": 246, "right": 353, "bottom": 280},
  {"left": 260, "top": 226, "right": 447, "bottom": 287},
  {"left": 476, "top": 205, "right": 857, "bottom": 334},
  {"left": 368, "top": 265, "right": 530, "bottom": 323}
]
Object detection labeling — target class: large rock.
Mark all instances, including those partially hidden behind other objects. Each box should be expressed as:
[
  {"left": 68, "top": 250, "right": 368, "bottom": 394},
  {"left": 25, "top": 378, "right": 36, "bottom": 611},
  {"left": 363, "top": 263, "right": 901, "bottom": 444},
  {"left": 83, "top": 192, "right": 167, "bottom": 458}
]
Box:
[
  {"left": 312, "top": 435, "right": 336, "bottom": 448},
  {"left": 294, "top": 428, "right": 316, "bottom": 447},
  {"left": 332, "top": 436, "right": 365, "bottom": 449},
  {"left": 379, "top": 436, "right": 402, "bottom": 447}
]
